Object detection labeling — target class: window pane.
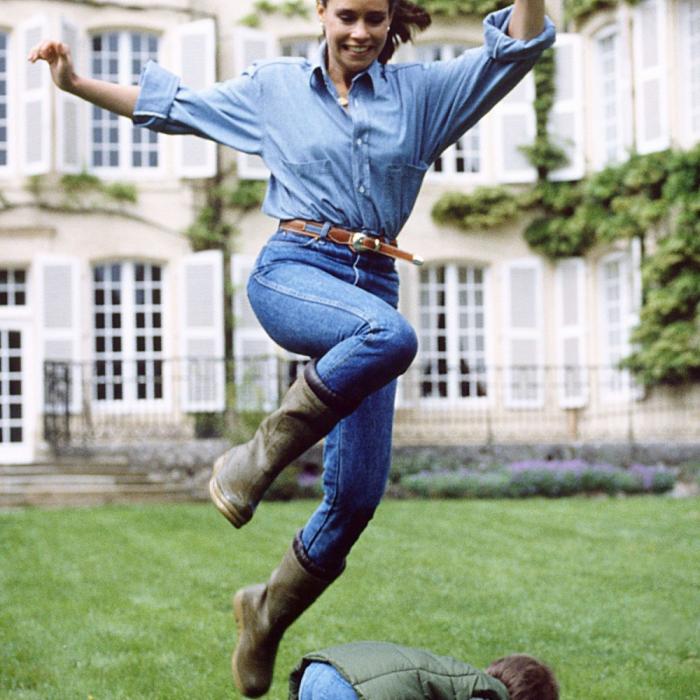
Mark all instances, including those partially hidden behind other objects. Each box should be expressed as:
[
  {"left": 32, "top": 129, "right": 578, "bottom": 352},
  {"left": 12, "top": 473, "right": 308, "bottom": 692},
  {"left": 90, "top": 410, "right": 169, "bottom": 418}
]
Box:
[
  {"left": 91, "top": 31, "right": 160, "bottom": 169},
  {"left": 130, "top": 32, "right": 160, "bottom": 168},
  {"left": 418, "top": 264, "right": 488, "bottom": 400},
  {"left": 597, "top": 29, "right": 622, "bottom": 164},
  {"left": 0, "top": 328, "right": 23, "bottom": 445},
  {"left": 134, "top": 263, "right": 164, "bottom": 401},
  {"left": 90, "top": 32, "right": 120, "bottom": 169},
  {"left": 0, "top": 269, "right": 28, "bottom": 306},
  {"left": 92, "top": 263, "right": 124, "bottom": 402}
]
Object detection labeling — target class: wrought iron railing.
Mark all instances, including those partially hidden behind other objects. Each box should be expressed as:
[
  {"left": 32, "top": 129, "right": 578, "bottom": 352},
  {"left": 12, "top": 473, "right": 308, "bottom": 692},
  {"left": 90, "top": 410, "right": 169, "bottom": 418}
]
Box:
[{"left": 42, "top": 357, "right": 700, "bottom": 450}]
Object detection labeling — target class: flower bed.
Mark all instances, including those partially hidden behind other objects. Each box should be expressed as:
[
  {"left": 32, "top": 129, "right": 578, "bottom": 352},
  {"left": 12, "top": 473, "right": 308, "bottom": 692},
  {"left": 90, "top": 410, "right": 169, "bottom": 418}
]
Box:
[{"left": 399, "top": 459, "right": 676, "bottom": 499}]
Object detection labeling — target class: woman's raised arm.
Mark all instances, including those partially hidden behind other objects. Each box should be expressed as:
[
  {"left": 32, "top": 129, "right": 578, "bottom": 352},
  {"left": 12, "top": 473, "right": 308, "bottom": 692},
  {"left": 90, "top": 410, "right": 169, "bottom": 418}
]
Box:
[
  {"left": 507, "top": 0, "right": 546, "bottom": 41},
  {"left": 28, "top": 40, "right": 139, "bottom": 118}
]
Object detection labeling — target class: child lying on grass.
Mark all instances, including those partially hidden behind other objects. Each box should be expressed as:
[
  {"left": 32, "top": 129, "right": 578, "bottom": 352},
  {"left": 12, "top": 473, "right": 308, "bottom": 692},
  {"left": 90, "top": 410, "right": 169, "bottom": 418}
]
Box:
[{"left": 289, "top": 641, "right": 559, "bottom": 700}]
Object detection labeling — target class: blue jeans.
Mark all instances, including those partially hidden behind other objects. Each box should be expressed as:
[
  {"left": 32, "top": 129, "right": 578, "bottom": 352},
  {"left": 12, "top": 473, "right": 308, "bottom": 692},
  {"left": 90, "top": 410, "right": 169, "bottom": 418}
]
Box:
[
  {"left": 247, "top": 228, "right": 418, "bottom": 574},
  {"left": 299, "top": 662, "right": 358, "bottom": 700}
]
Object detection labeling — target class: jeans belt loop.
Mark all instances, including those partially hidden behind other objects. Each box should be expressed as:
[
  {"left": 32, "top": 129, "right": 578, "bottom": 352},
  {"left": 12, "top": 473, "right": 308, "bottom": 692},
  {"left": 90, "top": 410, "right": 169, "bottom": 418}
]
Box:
[{"left": 319, "top": 222, "right": 332, "bottom": 239}]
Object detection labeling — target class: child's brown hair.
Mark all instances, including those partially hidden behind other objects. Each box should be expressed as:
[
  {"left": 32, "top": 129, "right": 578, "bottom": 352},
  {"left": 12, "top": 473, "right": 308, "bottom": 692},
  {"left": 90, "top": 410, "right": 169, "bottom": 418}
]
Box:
[{"left": 486, "top": 654, "right": 559, "bottom": 700}]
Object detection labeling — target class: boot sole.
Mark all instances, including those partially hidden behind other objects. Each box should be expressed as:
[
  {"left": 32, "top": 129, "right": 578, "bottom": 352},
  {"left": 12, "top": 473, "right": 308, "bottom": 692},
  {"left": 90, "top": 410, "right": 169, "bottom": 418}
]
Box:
[{"left": 209, "top": 456, "right": 252, "bottom": 529}]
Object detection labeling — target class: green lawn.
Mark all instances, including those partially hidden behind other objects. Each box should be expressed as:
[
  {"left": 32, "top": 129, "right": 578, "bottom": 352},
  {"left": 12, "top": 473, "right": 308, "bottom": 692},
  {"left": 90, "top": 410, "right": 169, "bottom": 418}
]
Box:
[{"left": 1, "top": 498, "right": 698, "bottom": 700}]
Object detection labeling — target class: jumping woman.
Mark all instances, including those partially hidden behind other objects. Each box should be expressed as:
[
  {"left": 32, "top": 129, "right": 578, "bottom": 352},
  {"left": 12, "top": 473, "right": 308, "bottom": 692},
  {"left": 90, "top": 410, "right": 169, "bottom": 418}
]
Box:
[{"left": 30, "top": 1, "right": 554, "bottom": 695}]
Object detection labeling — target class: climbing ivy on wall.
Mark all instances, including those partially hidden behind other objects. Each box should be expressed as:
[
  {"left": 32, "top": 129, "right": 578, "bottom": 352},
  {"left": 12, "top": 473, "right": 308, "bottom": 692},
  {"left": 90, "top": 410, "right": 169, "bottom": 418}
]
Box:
[
  {"left": 440, "top": 145, "right": 700, "bottom": 388},
  {"left": 520, "top": 49, "right": 568, "bottom": 178},
  {"left": 239, "top": 0, "right": 638, "bottom": 28},
  {"left": 185, "top": 178, "right": 265, "bottom": 252},
  {"left": 241, "top": 0, "right": 511, "bottom": 25},
  {"left": 621, "top": 148, "right": 700, "bottom": 386},
  {"left": 414, "top": 0, "right": 511, "bottom": 16},
  {"left": 562, "top": 0, "right": 649, "bottom": 25},
  {"left": 522, "top": 149, "right": 671, "bottom": 260},
  {"left": 241, "top": 0, "right": 310, "bottom": 27},
  {"left": 432, "top": 187, "right": 520, "bottom": 230}
]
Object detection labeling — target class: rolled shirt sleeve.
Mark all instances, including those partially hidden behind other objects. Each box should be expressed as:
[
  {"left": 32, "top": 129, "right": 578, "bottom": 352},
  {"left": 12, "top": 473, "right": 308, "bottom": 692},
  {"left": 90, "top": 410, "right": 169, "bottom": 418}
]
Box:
[
  {"left": 419, "top": 5, "right": 556, "bottom": 164},
  {"left": 132, "top": 60, "right": 264, "bottom": 155}
]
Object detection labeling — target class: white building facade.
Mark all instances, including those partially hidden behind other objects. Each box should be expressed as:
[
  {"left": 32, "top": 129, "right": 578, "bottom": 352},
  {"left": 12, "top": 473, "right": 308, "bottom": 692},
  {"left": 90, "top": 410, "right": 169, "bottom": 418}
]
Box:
[{"left": 0, "top": 0, "right": 698, "bottom": 463}]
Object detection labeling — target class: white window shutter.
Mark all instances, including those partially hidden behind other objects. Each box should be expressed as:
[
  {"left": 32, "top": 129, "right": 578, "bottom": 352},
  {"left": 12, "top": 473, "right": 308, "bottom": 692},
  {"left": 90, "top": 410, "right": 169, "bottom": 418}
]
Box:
[
  {"left": 234, "top": 27, "right": 274, "bottom": 180},
  {"left": 633, "top": 0, "right": 669, "bottom": 153},
  {"left": 36, "top": 256, "right": 82, "bottom": 412},
  {"left": 180, "top": 250, "right": 226, "bottom": 412},
  {"left": 493, "top": 73, "right": 536, "bottom": 184},
  {"left": 504, "top": 259, "right": 543, "bottom": 407},
  {"left": 549, "top": 34, "right": 585, "bottom": 182},
  {"left": 678, "top": 0, "right": 700, "bottom": 145},
  {"left": 0, "top": 30, "right": 15, "bottom": 176},
  {"left": 173, "top": 19, "right": 217, "bottom": 178},
  {"left": 20, "top": 16, "right": 52, "bottom": 175},
  {"left": 57, "top": 18, "right": 86, "bottom": 173},
  {"left": 555, "top": 258, "right": 588, "bottom": 407},
  {"left": 231, "top": 254, "right": 278, "bottom": 411}
]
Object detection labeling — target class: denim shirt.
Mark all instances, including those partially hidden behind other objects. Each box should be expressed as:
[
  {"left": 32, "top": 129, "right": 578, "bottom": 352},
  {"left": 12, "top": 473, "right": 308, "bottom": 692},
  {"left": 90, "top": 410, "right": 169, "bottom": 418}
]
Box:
[{"left": 133, "top": 6, "right": 555, "bottom": 238}]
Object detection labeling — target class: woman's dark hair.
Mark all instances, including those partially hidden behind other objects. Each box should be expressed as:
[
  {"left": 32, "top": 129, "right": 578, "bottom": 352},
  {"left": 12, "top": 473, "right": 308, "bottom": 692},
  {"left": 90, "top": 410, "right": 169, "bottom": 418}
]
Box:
[
  {"left": 318, "top": 0, "right": 432, "bottom": 64},
  {"left": 381, "top": 0, "right": 432, "bottom": 63}
]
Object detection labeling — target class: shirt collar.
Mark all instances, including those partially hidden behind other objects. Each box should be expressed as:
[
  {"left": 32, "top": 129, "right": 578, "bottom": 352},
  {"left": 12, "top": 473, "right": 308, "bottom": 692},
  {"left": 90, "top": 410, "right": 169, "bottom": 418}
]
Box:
[{"left": 309, "top": 41, "right": 387, "bottom": 96}]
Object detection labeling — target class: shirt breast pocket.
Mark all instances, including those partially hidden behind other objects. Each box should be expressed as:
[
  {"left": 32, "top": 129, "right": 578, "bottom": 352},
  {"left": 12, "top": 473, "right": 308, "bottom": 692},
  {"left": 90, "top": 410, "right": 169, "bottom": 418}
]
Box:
[
  {"left": 386, "top": 161, "right": 429, "bottom": 227},
  {"left": 280, "top": 158, "right": 333, "bottom": 205}
]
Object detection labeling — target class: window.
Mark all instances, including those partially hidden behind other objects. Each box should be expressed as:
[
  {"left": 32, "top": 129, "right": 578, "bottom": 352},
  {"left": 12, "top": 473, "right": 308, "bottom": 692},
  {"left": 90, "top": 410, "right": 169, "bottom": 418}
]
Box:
[
  {"left": 0, "top": 31, "right": 7, "bottom": 168},
  {"left": 599, "top": 252, "right": 638, "bottom": 398},
  {"left": 90, "top": 31, "right": 159, "bottom": 170},
  {"left": 414, "top": 43, "right": 482, "bottom": 177},
  {"left": 0, "top": 269, "right": 27, "bottom": 306},
  {"left": 680, "top": 0, "right": 700, "bottom": 141},
  {"left": 0, "top": 329, "right": 23, "bottom": 444},
  {"left": 418, "top": 264, "right": 488, "bottom": 401},
  {"left": 93, "top": 262, "right": 164, "bottom": 403},
  {"left": 595, "top": 26, "right": 628, "bottom": 165}
]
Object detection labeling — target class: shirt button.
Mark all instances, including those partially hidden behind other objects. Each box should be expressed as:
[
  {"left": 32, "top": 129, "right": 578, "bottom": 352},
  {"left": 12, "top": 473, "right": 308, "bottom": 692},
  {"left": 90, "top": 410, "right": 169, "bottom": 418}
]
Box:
[
  {"left": 358, "top": 185, "right": 365, "bottom": 194},
  {"left": 356, "top": 138, "right": 362, "bottom": 146}
]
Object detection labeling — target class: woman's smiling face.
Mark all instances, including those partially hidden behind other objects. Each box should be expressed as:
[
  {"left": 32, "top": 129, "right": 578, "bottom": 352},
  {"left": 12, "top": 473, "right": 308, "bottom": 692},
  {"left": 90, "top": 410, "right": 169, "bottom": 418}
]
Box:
[{"left": 317, "top": 0, "right": 393, "bottom": 84}]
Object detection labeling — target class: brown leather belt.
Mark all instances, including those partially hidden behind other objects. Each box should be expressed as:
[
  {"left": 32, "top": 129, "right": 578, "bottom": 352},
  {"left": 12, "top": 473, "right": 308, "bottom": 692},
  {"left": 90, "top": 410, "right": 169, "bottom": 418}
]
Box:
[{"left": 279, "top": 219, "right": 424, "bottom": 266}]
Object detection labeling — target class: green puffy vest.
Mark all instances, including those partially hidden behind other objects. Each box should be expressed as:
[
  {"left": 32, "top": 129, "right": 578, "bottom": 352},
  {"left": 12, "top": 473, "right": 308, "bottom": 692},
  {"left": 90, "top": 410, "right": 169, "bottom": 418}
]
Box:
[{"left": 288, "top": 641, "right": 510, "bottom": 700}]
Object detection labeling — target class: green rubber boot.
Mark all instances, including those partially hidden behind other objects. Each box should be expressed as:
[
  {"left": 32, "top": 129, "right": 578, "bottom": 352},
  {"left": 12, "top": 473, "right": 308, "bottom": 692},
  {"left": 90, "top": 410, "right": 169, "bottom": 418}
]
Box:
[
  {"left": 231, "top": 538, "right": 339, "bottom": 698},
  {"left": 209, "top": 371, "right": 341, "bottom": 528}
]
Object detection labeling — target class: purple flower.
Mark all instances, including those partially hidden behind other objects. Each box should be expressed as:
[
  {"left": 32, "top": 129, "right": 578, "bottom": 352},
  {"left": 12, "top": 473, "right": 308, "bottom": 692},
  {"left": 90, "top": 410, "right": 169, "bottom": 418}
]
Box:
[{"left": 629, "top": 464, "right": 671, "bottom": 490}]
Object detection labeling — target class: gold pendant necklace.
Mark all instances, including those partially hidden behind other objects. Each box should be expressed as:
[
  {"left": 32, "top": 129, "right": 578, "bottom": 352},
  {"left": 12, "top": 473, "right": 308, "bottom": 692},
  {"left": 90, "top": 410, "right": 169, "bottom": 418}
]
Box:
[{"left": 337, "top": 95, "right": 349, "bottom": 108}]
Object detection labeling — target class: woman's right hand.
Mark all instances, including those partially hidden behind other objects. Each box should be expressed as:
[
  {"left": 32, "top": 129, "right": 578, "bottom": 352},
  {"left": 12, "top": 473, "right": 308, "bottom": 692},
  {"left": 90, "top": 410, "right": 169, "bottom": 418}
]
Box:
[
  {"left": 27, "top": 39, "right": 139, "bottom": 117},
  {"left": 27, "top": 40, "right": 78, "bottom": 93}
]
